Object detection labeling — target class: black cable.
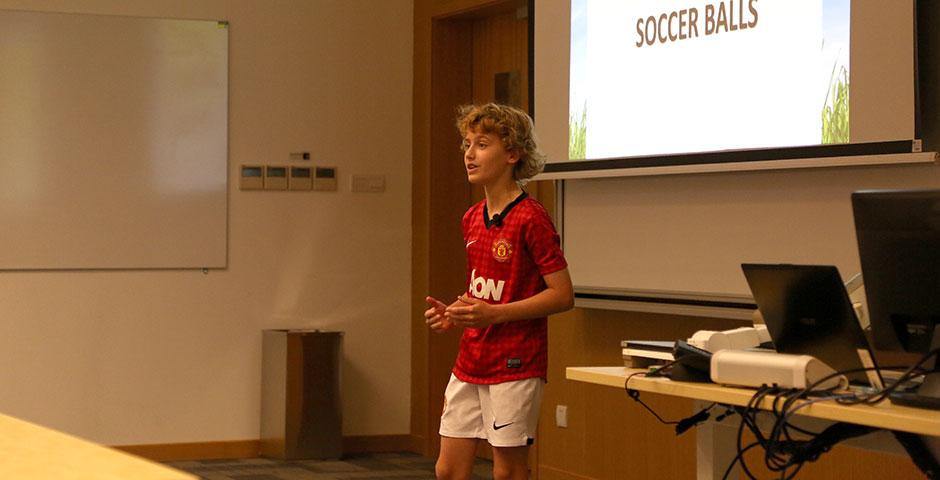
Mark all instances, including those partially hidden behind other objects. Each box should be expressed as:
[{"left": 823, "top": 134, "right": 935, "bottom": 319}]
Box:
[
  {"left": 762, "top": 389, "right": 798, "bottom": 472},
  {"left": 644, "top": 359, "right": 678, "bottom": 378},
  {"left": 767, "top": 389, "right": 815, "bottom": 471},
  {"left": 627, "top": 390, "right": 680, "bottom": 426},
  {"left": 721, "top": 441, "right": 760, "bottom": 480},
  {"left": 770, "top": 393, "right": 865, "bottom": 476},
  {"left": 770, "top": 351, "right": 940, "bottom": 479},
  {"left": 772, "top": 388, "right": 818, "bottom": 439},
  {"left": 635, "top": 348, "right": 940, "bottom": 478},
  {"left": 730, "top": 383, "right": 851, "bottom": 476},
  {"left": 726, "top": 362, "right": 910, "bottom": 478},
  {"left": 765, "top": 387, "right": 847, "bottom": 474},
  {"left": 764, "top": 365, "right": 862, "bottom": 464},
  {"left": 734, "top": 385, "right": 770, "bottom": 480},
  {"left": 624, "top": 364, "right": 716, "bottom": 433},
  {"left": 730, "top": 376, "right": 875, "bottom": 477},
  {"left": 624, "top": 366, "right": 679, "bottom": 426},
  {"left": 750, "top": 350, "right": 940, "bottom": 477}
]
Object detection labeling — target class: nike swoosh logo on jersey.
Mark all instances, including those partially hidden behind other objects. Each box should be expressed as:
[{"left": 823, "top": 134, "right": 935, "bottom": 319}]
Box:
[
  {"left": 466, "top": 239, "right": 478, "bottom": 248},
  {"left": 493, "top": 421, "right": 513, "bottom": 430}
]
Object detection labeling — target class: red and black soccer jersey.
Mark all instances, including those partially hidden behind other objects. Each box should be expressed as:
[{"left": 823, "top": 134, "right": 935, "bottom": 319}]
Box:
[{"left": 452, "top": 192, "right": 568, "bottom": 384}]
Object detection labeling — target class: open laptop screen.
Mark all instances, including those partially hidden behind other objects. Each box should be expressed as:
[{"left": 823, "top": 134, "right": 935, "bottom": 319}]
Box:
[{"left": 741, "top": 263, "right": 879, "bottom": 387}]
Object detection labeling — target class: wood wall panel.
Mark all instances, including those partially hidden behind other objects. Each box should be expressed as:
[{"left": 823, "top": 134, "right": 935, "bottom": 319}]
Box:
[
  {"left": 471, "top": 10, "right": 528, "bottom": 111},
  {"left": 426, "top": 17, "right": 475, "bottom": 459}
]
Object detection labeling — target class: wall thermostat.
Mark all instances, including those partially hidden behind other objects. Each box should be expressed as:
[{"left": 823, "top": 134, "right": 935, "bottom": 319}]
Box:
[
  {"left": 240, "top": 165, "right": 264, "bottom": 190},
  {"left": 313, "top": 167, "right": 337, "bottom": 191},
  {"left": 289, "top": 167, "right": 312, "bottom": 191},
  {"left": 264, "top": 166, "right": 288, "bottom": 190}
]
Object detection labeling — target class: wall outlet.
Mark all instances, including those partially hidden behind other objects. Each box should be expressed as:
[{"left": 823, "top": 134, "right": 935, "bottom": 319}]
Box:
[{"left": 555, "top": 405, "right": 568, "bottom": 428}]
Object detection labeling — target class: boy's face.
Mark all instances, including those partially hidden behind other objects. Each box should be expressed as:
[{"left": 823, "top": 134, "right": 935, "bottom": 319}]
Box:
[{"left": 462, "top": 129, "right": 519, "bottom": 186}]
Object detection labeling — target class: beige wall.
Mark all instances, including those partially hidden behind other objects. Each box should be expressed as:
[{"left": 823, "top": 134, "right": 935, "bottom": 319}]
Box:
[{"left": 0, "top": 0, "right": 414, "bottom": 446}]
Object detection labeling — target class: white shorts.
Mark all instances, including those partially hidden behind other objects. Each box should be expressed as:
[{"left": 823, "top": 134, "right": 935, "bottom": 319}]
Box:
[{"left": 438, "top": 374, "right": 545, "bottom": 448}]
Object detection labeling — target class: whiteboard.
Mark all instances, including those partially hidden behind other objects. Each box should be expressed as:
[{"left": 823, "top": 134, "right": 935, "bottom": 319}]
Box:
[
  {"left": 562, "top": 161, "right": 940, "bottom": 299},
  {"left": 0, "top": 10, "right": 228, "bottom": 269}
]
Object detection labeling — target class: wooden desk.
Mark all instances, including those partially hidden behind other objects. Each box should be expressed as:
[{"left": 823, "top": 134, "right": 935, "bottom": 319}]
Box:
[
  {"left": 567, "top": 366, "right": 940, "bottom": 479},
  {"left": 0, "top": 413, "right": 196, "bottom": 479}
]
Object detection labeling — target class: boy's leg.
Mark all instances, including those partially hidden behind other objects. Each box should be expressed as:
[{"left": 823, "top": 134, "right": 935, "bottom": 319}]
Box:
[
  {"left": 481, "top": 378, "right": 544, "bottom": 480},
  {"left": 492, "top": 445, "right": 530, "bottom": 480},
  {"left": 438, "top": 374, "right": 484, "bottom": 480},
  {"left": 436, "top": 436, "right": 480, "bottom": 480}
]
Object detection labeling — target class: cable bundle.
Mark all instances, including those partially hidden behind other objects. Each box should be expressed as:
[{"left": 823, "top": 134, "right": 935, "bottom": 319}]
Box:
[
  {"left": 625, "top": 348, "right": 940, "bottom": 479},
  {"left": 725, "top": 347, "right": 940, "bottom": 479},
  {"left": 726, "top": 385, "right": 870, "bottom": 479}
]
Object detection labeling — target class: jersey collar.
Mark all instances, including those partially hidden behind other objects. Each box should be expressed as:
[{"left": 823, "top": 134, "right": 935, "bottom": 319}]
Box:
[{"left": 483, "top": 191, "right": 528, "bottom": 229}]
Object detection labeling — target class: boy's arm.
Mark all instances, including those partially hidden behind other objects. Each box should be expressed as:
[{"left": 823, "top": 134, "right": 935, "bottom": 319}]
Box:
[{"left": 445, "top": 268, "right": 574, "bottom": 328}]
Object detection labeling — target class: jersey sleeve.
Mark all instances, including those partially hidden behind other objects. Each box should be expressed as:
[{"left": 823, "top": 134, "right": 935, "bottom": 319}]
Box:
[{"left": 524, "top": 208, "right": 568, "bottom": 276}]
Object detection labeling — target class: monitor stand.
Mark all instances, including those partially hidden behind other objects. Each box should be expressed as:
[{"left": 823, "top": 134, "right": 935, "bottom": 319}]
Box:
[
  {"left": 889, "top": 325, "right": 940, "bottom": 410},
  {"left": 887, "top": 326, "right": 940, "bottom": 478},
  {"left": 890, "top": 372, "right": 940, "bottom": 409}
]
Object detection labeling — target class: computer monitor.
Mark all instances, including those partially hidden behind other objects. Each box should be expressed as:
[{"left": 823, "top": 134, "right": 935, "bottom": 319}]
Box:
[{"left": 852, "top": 189, "right": 940, "bottom": 409}]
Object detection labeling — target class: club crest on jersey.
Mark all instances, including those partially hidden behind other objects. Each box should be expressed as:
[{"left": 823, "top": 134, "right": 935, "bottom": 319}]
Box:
[{"left": 492, "top": 238, "right": 513, "bottom": 263}]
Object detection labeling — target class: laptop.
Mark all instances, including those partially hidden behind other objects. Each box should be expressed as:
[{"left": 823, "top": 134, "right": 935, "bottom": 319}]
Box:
[{"left": 741, "top": 263, "right": 882, "bottom": 388}]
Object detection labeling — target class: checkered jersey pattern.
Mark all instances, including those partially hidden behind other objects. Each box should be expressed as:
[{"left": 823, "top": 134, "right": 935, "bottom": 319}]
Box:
[{"left": 453, "top": 195, "right": 568, "bottom": 384}]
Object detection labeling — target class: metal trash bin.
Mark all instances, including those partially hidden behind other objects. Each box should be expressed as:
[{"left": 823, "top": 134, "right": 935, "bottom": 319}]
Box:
[{"left": 260, "top": 329, "right": 343, "bottom": 459}]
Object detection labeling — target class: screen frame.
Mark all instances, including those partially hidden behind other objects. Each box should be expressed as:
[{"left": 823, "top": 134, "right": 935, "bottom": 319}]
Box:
[{"left": 533, "top": 0, "right": 926, "bottom": 180}]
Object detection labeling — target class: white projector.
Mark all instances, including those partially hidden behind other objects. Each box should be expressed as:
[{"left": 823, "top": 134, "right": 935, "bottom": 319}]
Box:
[
  {"left": 710, "top": 350, "right": 847, "bottom": 390},
  {"left": 688, "top": 325, "right": 768, "bottom": 352}
]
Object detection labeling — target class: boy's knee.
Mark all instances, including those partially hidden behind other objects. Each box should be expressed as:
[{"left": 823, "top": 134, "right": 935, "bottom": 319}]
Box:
[
  {"left": 492, "top": 463, "right": 528, "bottom": 480},
  {"left": 435, "top": 459, "right": 470, "bottom": 480}
]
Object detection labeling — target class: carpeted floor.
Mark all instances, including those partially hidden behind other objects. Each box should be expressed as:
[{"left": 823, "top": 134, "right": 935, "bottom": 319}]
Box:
[{"left": 166, "top": 452, "right": 495, "bottom": 480}]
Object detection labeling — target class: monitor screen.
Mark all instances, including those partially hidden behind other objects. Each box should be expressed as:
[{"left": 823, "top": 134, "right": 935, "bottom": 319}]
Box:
[{"left": 852, "top": 189, "right": 940, "bottom": 353}]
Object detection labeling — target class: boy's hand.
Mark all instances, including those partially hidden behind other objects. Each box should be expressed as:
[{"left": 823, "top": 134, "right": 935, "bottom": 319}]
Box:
[
  {"left": 446, "top": 295, "right": 499, "bottom": 328},
  {"left": 424, "top": 296, "right": 453, "bottom": 333}
]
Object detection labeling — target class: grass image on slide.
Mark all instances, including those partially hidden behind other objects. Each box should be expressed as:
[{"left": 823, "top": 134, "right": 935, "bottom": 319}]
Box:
[
  {"left": 822, "top": 64, "right": 849, "bottom": 144},
  {"left": 569, "top": 105, "right": 587, "bottom": 160}
]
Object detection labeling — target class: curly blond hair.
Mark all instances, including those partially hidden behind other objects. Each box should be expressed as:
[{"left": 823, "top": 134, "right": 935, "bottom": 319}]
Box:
[{"left": 456, "top": 103, "right": 546, "bottom": 185}]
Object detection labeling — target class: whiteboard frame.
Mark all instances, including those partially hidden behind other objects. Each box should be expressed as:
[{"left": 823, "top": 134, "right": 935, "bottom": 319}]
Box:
[{"left": 0, "top": 10, "right": 229, "bottom": 270}]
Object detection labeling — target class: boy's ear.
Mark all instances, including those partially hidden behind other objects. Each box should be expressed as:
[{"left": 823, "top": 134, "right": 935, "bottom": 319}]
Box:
[{"left": 506, "top": 148, "right": 521, "bottom": 164}]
